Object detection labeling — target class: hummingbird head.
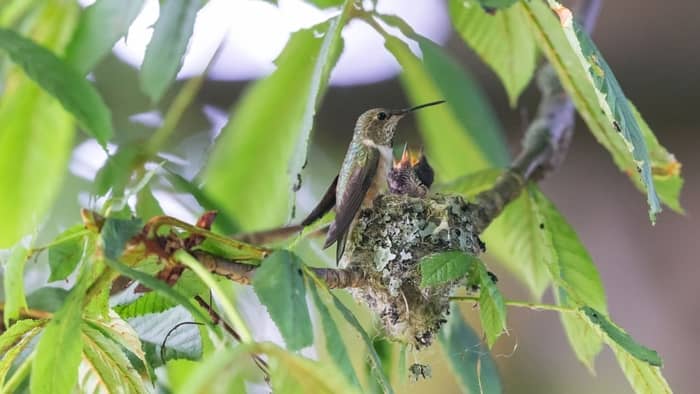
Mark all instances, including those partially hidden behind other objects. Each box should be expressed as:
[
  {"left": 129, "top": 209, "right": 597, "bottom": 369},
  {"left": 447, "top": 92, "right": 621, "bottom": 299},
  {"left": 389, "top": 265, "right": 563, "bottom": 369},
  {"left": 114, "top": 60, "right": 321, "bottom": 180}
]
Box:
[{"left": 355, "top": 100, "right": 445, "bottom": 145}]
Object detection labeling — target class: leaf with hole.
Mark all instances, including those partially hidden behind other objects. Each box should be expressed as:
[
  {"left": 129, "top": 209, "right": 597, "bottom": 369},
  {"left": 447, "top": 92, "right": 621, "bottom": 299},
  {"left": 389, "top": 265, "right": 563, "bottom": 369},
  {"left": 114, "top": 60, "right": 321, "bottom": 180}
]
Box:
[{"left": 476, "top": 262, "right": 506, "bottom": 347}]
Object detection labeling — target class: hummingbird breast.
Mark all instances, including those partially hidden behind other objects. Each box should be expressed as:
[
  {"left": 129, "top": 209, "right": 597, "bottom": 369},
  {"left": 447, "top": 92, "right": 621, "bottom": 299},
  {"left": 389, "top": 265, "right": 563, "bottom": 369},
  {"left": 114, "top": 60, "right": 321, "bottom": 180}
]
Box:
[{"left": 362, "top": 142, "right": 393, "bottom": 207}]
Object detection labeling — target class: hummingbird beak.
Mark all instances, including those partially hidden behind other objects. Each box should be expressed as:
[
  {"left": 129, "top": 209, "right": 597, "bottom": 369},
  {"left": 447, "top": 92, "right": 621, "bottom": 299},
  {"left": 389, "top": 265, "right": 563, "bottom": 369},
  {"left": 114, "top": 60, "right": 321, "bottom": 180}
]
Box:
[{"left": 390, "top": 100, "right": 445, "bottom": 117}]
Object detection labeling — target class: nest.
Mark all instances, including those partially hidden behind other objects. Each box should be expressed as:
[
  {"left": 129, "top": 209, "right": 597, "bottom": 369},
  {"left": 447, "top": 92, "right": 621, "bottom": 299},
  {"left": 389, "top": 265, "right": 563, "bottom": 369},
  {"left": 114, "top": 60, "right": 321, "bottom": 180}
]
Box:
[{"left": 340, "top": 193, "right": 484, "bottom": 348}]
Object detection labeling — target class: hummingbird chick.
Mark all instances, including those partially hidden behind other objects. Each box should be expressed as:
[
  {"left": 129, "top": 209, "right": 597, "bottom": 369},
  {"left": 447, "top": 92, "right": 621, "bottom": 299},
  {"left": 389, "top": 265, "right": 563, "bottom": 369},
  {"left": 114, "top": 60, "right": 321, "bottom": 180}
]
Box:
[
  {"left": 300, "top": 100, "right": 445, "bottom": 261},
  {"left": 387, "top": 146, "right": 434, "bottom": 198}
]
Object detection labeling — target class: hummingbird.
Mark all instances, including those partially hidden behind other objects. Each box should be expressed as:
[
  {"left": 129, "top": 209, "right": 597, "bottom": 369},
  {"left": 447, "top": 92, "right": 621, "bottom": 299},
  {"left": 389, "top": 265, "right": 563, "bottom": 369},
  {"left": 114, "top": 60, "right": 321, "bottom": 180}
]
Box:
[
  {"left": 387, "top": 145, "right": 435, "bottom": 198},
  {"left": 301, "top": 100, "right": 445, "bottom": 261}
]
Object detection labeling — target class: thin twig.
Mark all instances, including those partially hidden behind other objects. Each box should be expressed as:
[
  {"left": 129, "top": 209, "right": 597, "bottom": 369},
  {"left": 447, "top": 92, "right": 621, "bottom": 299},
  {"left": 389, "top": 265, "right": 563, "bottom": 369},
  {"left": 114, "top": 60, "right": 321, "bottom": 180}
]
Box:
[
  {"left": 450, "top": 296, "right": 578, "bottom": 314},
  {"left": 0, "top": 303, "right": 52, "bottom": 320}
]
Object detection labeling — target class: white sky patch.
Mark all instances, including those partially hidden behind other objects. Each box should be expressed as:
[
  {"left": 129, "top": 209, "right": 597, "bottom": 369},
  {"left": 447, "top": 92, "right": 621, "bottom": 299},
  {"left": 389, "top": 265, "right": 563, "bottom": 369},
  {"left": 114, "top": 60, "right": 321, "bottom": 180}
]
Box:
[{"left": 92, "top": 0, "right": 449, "bottom": 85}]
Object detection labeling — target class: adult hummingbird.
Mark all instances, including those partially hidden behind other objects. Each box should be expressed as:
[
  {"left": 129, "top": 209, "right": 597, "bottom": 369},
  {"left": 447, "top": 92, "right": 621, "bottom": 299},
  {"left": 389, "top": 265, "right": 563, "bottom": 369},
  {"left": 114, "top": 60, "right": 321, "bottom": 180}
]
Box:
[{"left": 301, "top": 100, "right": 445, "bottom": 261}]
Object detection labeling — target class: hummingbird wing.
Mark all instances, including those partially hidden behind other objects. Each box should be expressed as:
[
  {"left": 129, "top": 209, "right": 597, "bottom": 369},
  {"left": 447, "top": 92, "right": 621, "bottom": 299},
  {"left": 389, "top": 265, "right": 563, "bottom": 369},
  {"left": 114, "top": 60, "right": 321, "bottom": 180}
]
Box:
[
  {"left": 300, "top": 175, "right": 338, "bottom": 226},
  {"left": 323, "top": 147, "right": 380, "bottom": 261}
]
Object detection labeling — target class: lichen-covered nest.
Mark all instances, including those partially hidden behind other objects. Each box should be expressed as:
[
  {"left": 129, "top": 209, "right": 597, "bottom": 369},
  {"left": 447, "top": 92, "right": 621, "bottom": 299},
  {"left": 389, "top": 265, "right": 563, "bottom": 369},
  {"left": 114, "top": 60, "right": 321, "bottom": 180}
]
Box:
[{"left": 340, "top": 193, "right": 484, "bottom": 348}]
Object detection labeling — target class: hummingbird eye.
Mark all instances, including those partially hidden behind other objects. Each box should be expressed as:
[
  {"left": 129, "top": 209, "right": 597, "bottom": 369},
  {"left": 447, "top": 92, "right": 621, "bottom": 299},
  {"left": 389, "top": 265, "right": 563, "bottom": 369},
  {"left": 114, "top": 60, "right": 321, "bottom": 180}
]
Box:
[{"left": 377, "top": 112, "right": 388, "bottom": 120}]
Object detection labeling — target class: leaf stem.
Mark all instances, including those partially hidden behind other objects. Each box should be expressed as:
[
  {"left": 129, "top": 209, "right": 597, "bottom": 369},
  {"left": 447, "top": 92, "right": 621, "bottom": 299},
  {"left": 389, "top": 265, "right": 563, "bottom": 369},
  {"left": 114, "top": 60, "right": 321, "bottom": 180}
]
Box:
[
  {"left": 0, "top": 303, "right": 52, "bottom": 319},
  {"left": 450, "top": 296, "right": 577, "bottom": 313}
]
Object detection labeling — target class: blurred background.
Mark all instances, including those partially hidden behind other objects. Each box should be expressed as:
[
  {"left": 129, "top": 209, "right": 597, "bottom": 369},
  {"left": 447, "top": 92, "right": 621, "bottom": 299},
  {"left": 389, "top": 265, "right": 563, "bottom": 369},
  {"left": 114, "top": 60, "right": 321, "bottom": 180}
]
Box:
[{"left": 41, "top": 0, "right": 700, "bottom": 392}]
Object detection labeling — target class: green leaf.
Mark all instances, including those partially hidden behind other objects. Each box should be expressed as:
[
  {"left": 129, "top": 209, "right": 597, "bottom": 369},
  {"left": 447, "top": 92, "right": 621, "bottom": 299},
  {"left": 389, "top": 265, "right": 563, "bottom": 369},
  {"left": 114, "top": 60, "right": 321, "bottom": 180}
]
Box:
[
  {"left": 101, "top": 217, "right": 143, "bottom": 260},
  {"left": 318, "top": 275, "right": 394, "bottom": 394},
  {"left": 87, "top": 311, "right": 151, "bottom": 382},
  {"left": 419, "top": 251, "right": 480, "bottom": 287},
  {"left": 252, "top": 251, "right": 313, "bottom": 351},
  {"left": 255, "top": 342, "right": 360, "bottom": 394},
  {"left": 204, "top": 6, "right": 351, "bottom": 231},
  {"left": 31, "top": 265, "right": 92, "bottom": 394},
  {"left": 140, "top": 0, "right": 202, "bottom": 102},
  {"left": 439, "top": 305, "right": 501, "bottom": 394},
  {"left": 26, "top": 287, "right": 70, "bottom": 313},
  {"left": 128, "top": 307, "right": 203, "bottom": 368},
  {"left": 478, "top": 0, "right": 517, "bottom": 9},
  {"left": 379, "top": 22, "right": 509, "bottom": 179},
  {"left": 527, "top": 185, "right": 606, "bottom": 370},
  {"left": 101, "top": 257, "right": 211, "bottom": 324},
  {"left": 114, "top": 291, "right": 176, "bottom": 319},
  {"left": 435, "top": 168, "right": 502, "bottom": 196},
  {"left": 576, "top": 308, "right": 672, "bottom": 393},
  {"left": 175, "top": 347, "right": 254, "bottom": 394},
  {"left": 135, "top": 185, "right": 164, "bottom": 219},
  {"left": 307, "top": 277, "right": 362, "bottom": 391},
  {"left": 0, "top": 319, "right": 47, "bottom": 386},
  {"left": 65, "top": 0, "right": 146, "bottom": 74},
  {"left": 449, "top": 0, "right": 537, "bottom": 106},
  {"left": 79, "top": 323, "right": 150, "bottom": 393},
  {"left": 305, "top": 0, "right": 344, "bottom": 7},
  {"left": 0, "top": 28, "right": 113, "bottom": 146},
  {"left": 2, "top": 245, "right": 29, "bottom": 326},
  {"left": 48, "top": 224, "right": 90, "bottom": 282},
  {"left": 581, "top": 307, "right": 661, "bottom": 366},
  {"left": 488, "top": 192, "right": 552, "bottom": 299},
  {"left": 0, "top": 81, "right": 74, "bottom": 248},
  {"left": 94, "top": 146, "right": 139, "bottom": 197},
  {"left": 520, "top": 1, "right": 673, "bottom": 222},
  {"left": 631, "top": 103, "right": 683, "bottom": 212},
  {"left": 476, "top": 262, "right": 506, "bottom": 347}
]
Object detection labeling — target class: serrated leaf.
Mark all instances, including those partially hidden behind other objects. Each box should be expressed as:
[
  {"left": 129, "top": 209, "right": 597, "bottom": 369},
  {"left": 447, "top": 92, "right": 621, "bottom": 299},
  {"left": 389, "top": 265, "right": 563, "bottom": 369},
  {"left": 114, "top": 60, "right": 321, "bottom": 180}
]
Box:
[
  {"left": 48, "top": 224, "right": 90, "bottom": 282},
  {"left": 307, "top": 278, "right": 362, "bottom": 391},
  {"left": 252, "top": 251, "right": 313, "bottom": 351},
  {"left": 0, "top": 319, "right": 47, "bottom": 385},
  {"left": 140, "top": 0, "right": 203, "bottom": 102},
  {"left": 2, "top": 245, "right": 29, "bottom": 326},
  {"left": 526, "top": 185, "right": 606, "bottom": 370},
  {"left": 0, "top": 28, "right": 112, "bottom": 146},
  {"left": 449, "top": 0, "right": 537, "bottom": 106},
  {"left": 419, "top": 251, "right": 480, "bottom": 287},
  {"left": 136, "top": 185, "right": 164, "bottom": 219},
  {"left": 476, "top": 262, "right": 506, "bottom": 347},
  {"left": 380, "top": 23, "right": 509, "bottom": 179},
  {"left": 439, "top": 305, "right": 501, "bottom": 394},
  {"left": 204, "top": 7, "right": 350, "bottom": 231},
  {"left": 114, "top": 292, "right": 176, "bottom": 319},
  {"left": 575, "top": 307, "right": 672, "bottom": 393},
  {"left": 79, "top": 323, "right": 151, "bottom": 394},
  {"left": 101, "top": 217, "right": 143, "bottom": 260},
  {"left": 31, "top": 265, "right": 92, "bottom": 394},
  {"left": 101, "top": 257, "right": 211, "bottom": 325},
  {"left": 65, "top": 0, "right": 146, "bottom": 74},
  {"left": 479, "top": 0, "right": 517, "bottom": 9},
  {"left": 520, "top": 1, "right": 677, "bottom": 222}
]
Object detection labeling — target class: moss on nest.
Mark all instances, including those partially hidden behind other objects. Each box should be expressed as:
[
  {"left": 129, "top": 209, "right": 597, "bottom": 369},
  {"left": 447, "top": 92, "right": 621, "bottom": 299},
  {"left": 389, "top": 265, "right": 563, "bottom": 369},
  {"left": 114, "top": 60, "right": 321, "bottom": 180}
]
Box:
[{"left": 341, "top": 193, "right": 484, "bottom": 348}]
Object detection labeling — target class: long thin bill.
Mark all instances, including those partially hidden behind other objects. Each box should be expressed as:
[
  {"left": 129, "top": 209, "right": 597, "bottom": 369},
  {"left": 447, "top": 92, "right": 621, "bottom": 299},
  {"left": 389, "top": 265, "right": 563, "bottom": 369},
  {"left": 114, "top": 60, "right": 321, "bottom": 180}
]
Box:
[{"left": 408, "top": 100, "right": 446, "bottom": 112}]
